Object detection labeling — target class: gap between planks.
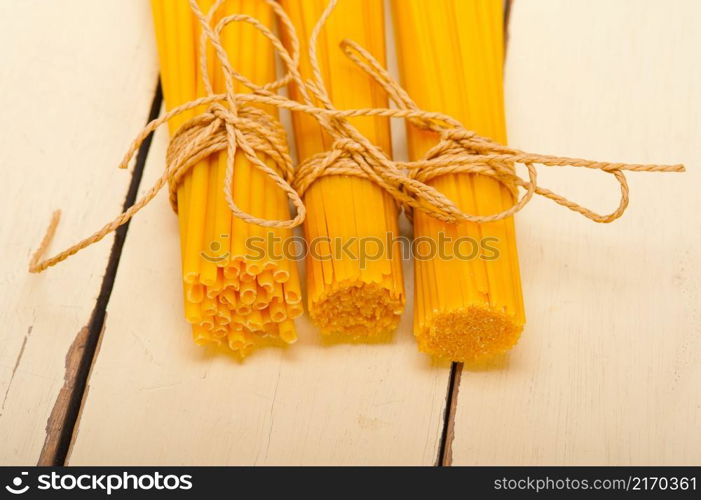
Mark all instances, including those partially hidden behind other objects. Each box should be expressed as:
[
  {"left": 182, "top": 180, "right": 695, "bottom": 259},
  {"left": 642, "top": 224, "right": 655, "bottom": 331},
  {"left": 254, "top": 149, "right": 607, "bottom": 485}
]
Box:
[
  {"left": 437, "top": 0, "right": 514, "bottom": 466},
  {"left": 37, "top": 81, "right": 163, "bottom": 466},
  {"left": 38, "top": 0, "right": 512, "bottom": 466}
]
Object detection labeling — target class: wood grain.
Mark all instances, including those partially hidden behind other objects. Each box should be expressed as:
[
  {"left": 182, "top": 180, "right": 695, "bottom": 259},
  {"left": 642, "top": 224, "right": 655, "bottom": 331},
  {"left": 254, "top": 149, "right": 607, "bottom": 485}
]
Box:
[
  {"left": 10, "top": 0, "right": 697, "bottom": 466},
  {"left": 37, "top": 325, "right": 91, "bottom": 465},
  {"left": 450, "top": 0, "right": 701, "bottom": 465},
  {"left": 66, "top": 116, "right": 450, "bottom": 464},
  {"left": 66, "top": 2, "right": 454, "bottom": 465},
  {"left": 0, "top": 0, "right": 157, "bottom": 464}
]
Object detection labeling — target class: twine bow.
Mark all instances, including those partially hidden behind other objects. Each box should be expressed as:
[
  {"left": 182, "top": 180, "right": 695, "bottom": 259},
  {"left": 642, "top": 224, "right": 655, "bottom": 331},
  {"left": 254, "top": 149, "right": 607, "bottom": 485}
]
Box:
[
  {"left": 290, "top": 0, "right": 480, "bottom": 223},
  {"left": 29, "top": 0, "right": 684, "bottom": 274},
  {"left": 335, "top": 37, "right": 686, "bottom": 224},
  {"left": 29, "top": 0, "right": 308, "bottom": 273}
]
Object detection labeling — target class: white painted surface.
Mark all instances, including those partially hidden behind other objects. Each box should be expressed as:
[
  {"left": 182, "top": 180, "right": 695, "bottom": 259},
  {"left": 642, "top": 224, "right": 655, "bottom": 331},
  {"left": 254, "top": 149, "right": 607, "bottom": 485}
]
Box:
[
  {"left": 3, "top": 0, "right": 698, "bottom": 466},
  {"left": 67, "top": 2, "right": 450, "bottom": 464},
  {"left": 67, "top": 121, "right": 450, "bottom": 465},
  {"left": 0, "top": 1, "right": 158, "bottom": 464},
  {"left": 451, "top": 0, "right": 701, "bottom": 465}
]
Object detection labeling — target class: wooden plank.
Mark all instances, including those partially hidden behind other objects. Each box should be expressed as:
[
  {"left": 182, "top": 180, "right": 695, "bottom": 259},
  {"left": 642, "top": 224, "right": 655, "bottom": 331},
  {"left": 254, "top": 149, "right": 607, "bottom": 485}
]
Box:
[
  {"left": 67, "top": 123, "right": 449, "bottom": 465},
  {"left": 66, "top": 12, "right": 451, "bottom": 464},
  {"left": 0, "top": 1, "right": 158, "bottom": 464},
  {"left": 450, "top": 0, "right": 701, "bottom": 465}
]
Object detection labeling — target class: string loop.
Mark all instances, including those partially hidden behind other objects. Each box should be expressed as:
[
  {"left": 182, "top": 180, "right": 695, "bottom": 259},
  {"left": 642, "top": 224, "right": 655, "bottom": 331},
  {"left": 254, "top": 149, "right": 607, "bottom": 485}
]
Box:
[
  {"left": 29, "top": 0, "right": 684, "bottom": 274},
  {"left": 29, "top": 0, "right": 308, "bottom": 273},
  {"left": 337, "top": 36, "right": 684, "bottom": 224}
]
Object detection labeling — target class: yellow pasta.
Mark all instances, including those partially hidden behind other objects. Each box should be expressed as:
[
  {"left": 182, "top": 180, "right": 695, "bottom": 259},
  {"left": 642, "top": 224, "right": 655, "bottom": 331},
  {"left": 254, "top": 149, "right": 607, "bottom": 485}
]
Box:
[
  {"left": 281, "top": 0, "right": 405, "bottom": 338},
  {"left": 151, "top": 0, "right": 302, "bottom": 354},
  {"left": 392, "top": 0, "right": 525, "bottom": 361}
]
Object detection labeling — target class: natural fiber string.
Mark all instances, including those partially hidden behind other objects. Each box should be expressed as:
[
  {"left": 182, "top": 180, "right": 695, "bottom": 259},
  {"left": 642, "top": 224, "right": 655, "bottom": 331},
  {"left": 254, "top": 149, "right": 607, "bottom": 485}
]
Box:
[
  {"left": 187, "top": 0, "right": 304, "bottom": 224},
  {"left": 289, "top": 0, "right": 684, "bottom": 223},
  {"left": 291, "top": 0, "right": 470, "bottom": 222},
  {"left": 29, "top": 0, "right": 684, "bottom": 274},
  {"left": 29, "top": 0, "right": 309, "bottom": 273},
  {"left": 340, "top": 38, "right": 683, "bottom": 223}
]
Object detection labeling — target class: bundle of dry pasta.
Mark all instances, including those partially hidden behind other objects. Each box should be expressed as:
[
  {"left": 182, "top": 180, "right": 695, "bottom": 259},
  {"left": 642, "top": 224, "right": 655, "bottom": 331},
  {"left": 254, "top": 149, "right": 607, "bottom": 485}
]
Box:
[
  {"left": 280, "top": 0, "right": 405, "bottom": 338},
  {"left": 392, "top": 0, "right": 525, "bottom": 362},
  {"left": 151, "top": 0, "right": 301, "bottom": 355},
  {"left": 28, "top": 0, "right": 684, "bottom": 365}
]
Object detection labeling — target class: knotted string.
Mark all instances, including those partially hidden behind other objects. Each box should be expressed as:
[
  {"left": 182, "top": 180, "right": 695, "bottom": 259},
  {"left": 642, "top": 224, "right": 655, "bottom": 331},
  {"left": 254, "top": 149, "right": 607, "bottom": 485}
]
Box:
[
  {"left": 292, "top": 0, "right": 471, "bottom": 222},
  {"left": 29, "top": 0, "right": 684, "bottom": 274},
  {"left": 186, "top": 0, "right": 305, "bottom": 226},
  {"left": 30, "top": 0, "right": 309, "bottom": 273},
  {"left": 290, "top": 0, "right": 684, "bottom": 224},
  {"left": 334, "top": 37, "right": 685, "bottom": 224}
]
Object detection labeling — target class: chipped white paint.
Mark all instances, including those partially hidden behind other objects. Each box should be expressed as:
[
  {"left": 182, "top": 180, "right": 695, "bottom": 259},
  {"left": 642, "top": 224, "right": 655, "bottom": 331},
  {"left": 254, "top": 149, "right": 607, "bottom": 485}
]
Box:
[
  {"left": 6, "top": 0, "right": 697, "bottom": 466},
  {"left": 67, "top": 3, "right": 451, "bottom": 465},
  {"left": 451, "top": 0, "right": 701, "bottom": 465},
  {"left": 0, "top": 0, "right": 158, "bottom": 464},
  {"left": 67, "top": 123, "right": 450, "bottom": 465}
]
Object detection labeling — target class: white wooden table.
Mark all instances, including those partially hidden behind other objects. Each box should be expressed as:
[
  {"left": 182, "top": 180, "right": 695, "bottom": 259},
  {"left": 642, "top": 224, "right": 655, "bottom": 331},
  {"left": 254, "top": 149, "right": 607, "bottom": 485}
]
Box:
[{"left": 1, "top": 0, "right": 699, "bottom": 465}]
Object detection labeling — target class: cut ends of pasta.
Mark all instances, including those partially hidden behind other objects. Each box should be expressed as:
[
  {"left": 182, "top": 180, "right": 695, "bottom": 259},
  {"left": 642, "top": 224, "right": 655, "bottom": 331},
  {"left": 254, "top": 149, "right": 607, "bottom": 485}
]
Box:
[
  {"left": 150, "top": 0, "right": 525, "bottom": 360},
  {"left": 416, "top": 306, "right": 524, "bottom": 362},
  {"left": 310, "top": 281, "right": 404, "bottom": 338}
]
